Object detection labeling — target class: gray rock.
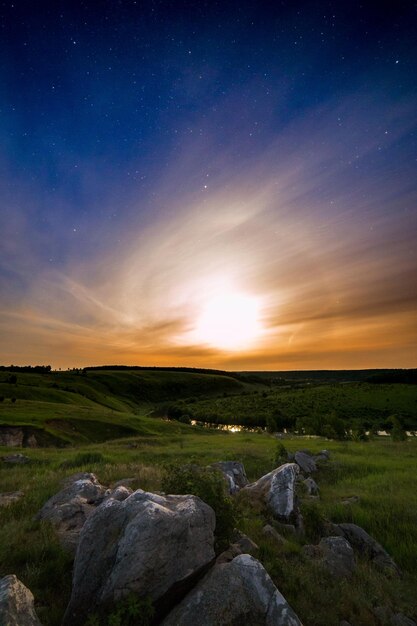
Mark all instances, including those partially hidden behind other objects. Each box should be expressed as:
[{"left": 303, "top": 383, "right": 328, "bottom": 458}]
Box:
[
  {"left": 243, "top": 463, "right": 299, "bottom": 521},
  {"left": 339, "top": 621, "right": 352, "bottom": 626},
  {"left": 36, "top": 473, "right": 121, "bottom": 553},
  {"left": 161, "top": 554, "right": 302, "bottom": 626},
  {"left": 303, "top": 537, "right": 355, "bottom": 578},
  {"left": 216, "top": 533, "right": 259, "bottom": 565},
  {"left": 63, "top": 489, "right": 216, "bottom": 626},
  {"left": 337, "top": 523, "right": 400, "bottom": 575},
  {"left": 303, "top": 477, "right": 319, "bottom": 496},
  {"left": 0, "top": 575, "right": 42, "bottom": 626},
  {"left": 341, "top": 496, "right": 360, "bottom": 505},
  {"left": 2, "top": 453, "right": 30, "bottom": 464},
  {"left": 295, "top": 451, "right": 317, "bottom": 474},
  {"left": 262, "top": 524, "right": 287, "bottom": 546},
  {"left": 211, "top": 461, "right": 249, "bottom": 494},
  {"left": 0, "top": 491, "right": 24, "bottom": 507},
  {"left": 390, "top": 613, "right": 417, "bottom": 626}
]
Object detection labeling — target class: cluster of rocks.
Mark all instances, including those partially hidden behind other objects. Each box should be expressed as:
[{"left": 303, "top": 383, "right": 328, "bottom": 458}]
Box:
[{"left": 1, "top": 448, "right": 413, "bottom": 626}]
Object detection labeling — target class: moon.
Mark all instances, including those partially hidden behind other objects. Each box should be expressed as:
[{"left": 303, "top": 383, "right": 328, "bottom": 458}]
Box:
[{"left": 194, "top": 291, "right": 262, "bottom": 351}]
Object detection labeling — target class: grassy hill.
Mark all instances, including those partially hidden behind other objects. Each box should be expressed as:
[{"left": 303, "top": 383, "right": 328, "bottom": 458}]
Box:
[{"left": 0, "top": 368, "right": 250, "bottom": 445}]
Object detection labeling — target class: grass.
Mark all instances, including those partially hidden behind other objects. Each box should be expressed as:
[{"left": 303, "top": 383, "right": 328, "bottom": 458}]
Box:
[
  {"left": 0, "top": 369, "right": 416, "bottom": 624},
  {"left": 1, "top": 433, "right": 416, "bottom": 625}
]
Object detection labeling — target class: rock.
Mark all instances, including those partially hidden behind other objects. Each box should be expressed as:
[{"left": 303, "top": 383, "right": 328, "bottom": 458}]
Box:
[
  {"left": 161, "top": 554, "right": 302, "bottom": 626},
  {"left": 390, "top": 613, "right": 417, "bottom": 626},
  {"left": 2, "top": 453, "right": 30, "bottom": 464},
  {"left": 303, "top": 537, "right": 355, "bottom": 578},
  {"left": 234, "top": 531, "right": 259, "bottom": 554},
  {"left": 315, "top": 450, "right": 330, "bottom": 462},
  {"left": 26, "top": 434, "right": 38, "bottom": 448},
  {"left": 303, "top": 477, "right": 319, "bottom": 496},
  {"left": 0, "top": 427, "right": 24, "bottom": 447},
  {"left": 262, "top": 524, "right": 287, "bottom": 546},
  {"left": 211, "top": 461, "right": 249, "bottom": 494},
  {"left": 339, "top": 621, "right": 352, "bottom": 626},
  {"left": 111, "top": 477, "right": 137, "bottom": 489},
  {"left": 243, "top": 463, "right": 299, "bottom": 521},
  {"left": 294, "top": 451, "right": 317, "bottom": 474},
  {"left": 62, "top": 489, "right": 216, "bottom": 626},
  {"left": 216, "top": 533, "right": 259, "bottom": 565},
  {"left": 337, "top": 523, "right": 400, "bottom": 575},
  {"left": 36, "top": 473, "right": 112, "bottom": 553},
  {"left": 341, "top": 496, "right": 360, "bottom": 505},
  {"left": 0, "top": 575, "right": 42, "bottom": 626},
  {"left": 274, "top": 521, "right": 297, "bottom": 535},
  {"left": 0, "top": 491, "right": 24, "bottom": 507}
]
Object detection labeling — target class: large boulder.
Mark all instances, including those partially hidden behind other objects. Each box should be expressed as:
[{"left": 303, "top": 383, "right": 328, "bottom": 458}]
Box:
[
  {"left": 303, "top": 537, "right": 355, "bottom": 578},
  {"left": 243, "top": 463, "right": 299, "bottom": 520},
  {"left": 62, "top": 489, "right": 216, "bottom": 626},
  {"left": 294, "top": 451, "right": 317, "bottom": 474},
  {"left": 0, "top": 575, "right": 42, "bottom": 626},
  {"left": 211, "top": 461, "right": 249, "bottom": 494},
  {"left": 162, "top": 554, "right": 302, "bottom": 625},
  {"left": 337, "top": 523, "right": 400, "bottom": 575},
  {"left": 36, "top": 473, "right": 130, "bottom": 553}
]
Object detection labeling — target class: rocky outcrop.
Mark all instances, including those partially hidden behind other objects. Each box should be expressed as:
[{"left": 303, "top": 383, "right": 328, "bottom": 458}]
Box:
[
  {"left": 0, "top": 575, "right": 42, "bottom": 626},
  {"left": 63, "top": 489, "right": 216, "bottom": 626},
  {"left": 303, "top": 537, "right": 355, "bottom": 578},
  {"left": 0, "top": 491, "right": 24, "bottom": 507},
  {"left": 36, "top": 473, "right": 130, "bottom": 553},
  {"left": 0, "top": 427, "right": 24, "bottom": 447},
  {"left": 243, "top": 463, "right": 299, "bottom": 521},
  {"left": 337, "top": 523, "right": 400, "bottom": 575},
  {"left": 211, "top": 461, "right": 249, "bottom": 494},
  {"left": 295, "top": 451, "right": 317, "bottom": 474},
  {"left": 0, "top": 426, "right": 38, "bottom": 448},
  {"left": 162, "top": 554, "right": 302, "bottom": 626}
]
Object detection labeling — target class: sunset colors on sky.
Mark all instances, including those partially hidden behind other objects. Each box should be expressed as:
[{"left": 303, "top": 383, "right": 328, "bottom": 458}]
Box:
[{"left": 1, "top": 2, "right": 416, "bottom": 370}]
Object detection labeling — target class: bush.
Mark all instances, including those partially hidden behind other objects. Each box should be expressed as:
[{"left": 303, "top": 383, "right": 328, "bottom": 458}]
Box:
[
  {"left": 161, "top": 464, "right": 238, "bottom": 550},
  {"left": 59, "top": 452, "right": 106, "bottom": 469},
  {"left": 273, "top": 441, "right": 287, "bottom": 467},
  {"left": 11, "top": 397, "right": 16, "bottom": 403}
]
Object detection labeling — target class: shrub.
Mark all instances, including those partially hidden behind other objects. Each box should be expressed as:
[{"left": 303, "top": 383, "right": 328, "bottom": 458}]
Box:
[
  {"left": 161, "top": 464, "right": 238, "bottom": 550},
  {"left": 273, "top": 441, "right": 287, "bottom": 467},
  {"left": 60, "top": 452, "right": 105, "bottom": 469},
  {"left": 11, "top": 397, "right": 16, "bottom": 403}
]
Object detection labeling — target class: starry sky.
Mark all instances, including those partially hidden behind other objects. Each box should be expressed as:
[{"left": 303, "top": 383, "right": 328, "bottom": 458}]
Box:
[{"left": 1, "top": 0, "right": 416, "bottom": 370}]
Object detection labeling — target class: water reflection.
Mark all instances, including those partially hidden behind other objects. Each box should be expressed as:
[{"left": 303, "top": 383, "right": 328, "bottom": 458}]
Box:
[{"left": 190, "top": 420, "right": 263, "bottom": 433}]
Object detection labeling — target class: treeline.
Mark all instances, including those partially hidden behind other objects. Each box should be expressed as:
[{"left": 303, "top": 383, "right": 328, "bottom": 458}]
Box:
[
  {"left": 164, "top": 401, "right": 414, "bottom": 440},
  {"left": 83, "top": 365, "right": 238, "bottom": 378},
  {"left": 0, "top": 365, "right": 52, "bottom": 373},
  {"left": 366, "top": 370, "right": 417, "bottom": 385}
]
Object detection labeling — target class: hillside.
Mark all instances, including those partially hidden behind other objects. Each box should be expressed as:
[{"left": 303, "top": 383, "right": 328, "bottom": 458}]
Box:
[{"left": 0, "top": 368, "right": 250, "bottom": 445}]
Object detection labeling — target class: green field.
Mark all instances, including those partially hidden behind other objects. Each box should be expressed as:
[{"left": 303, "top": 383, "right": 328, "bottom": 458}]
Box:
[
  {"left": 0, "top": 434, "right": 416, "bottom": 625},
  {"left": 0, "top": 368, "right": 416, "bottom": 624}
]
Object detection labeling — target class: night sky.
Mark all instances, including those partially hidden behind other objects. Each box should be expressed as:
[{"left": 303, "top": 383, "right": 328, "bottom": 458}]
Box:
[{"left": 1, "top": 1, "right": 416, "bottom": 369}]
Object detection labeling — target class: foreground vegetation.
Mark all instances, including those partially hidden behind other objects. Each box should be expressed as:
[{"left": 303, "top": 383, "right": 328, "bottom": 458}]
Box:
[
  {"left": 0, "top": 367, "right": 416, "bottom": 624},
  {"left": 1, "top": 433, "right": 416, "bottom": 625}
]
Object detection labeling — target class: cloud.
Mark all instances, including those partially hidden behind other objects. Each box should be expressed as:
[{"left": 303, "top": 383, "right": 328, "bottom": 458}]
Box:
[{"left": 1, "top": 87, "right": 416, "bottom": 368}]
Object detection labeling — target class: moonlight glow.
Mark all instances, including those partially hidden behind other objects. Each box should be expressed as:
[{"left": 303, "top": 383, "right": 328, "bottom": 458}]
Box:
[{"left": 193, "top": 293, "right": 262, "bottom": 351}]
